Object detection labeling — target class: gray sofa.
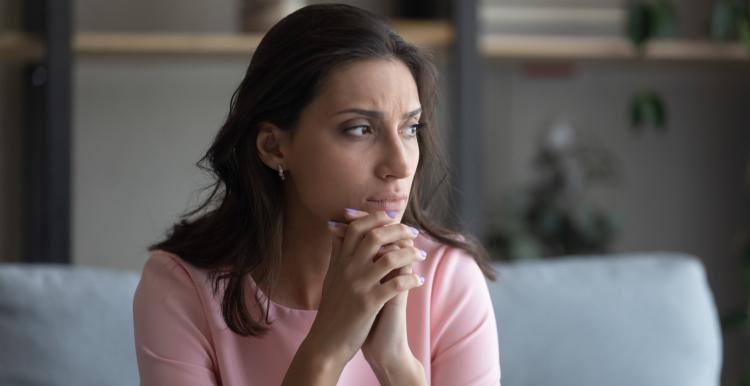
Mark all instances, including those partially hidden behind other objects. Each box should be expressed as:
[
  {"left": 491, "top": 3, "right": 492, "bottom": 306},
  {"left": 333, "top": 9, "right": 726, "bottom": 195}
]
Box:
[{"left": 0, "top": 252, "right": 722, "bottom": 386}]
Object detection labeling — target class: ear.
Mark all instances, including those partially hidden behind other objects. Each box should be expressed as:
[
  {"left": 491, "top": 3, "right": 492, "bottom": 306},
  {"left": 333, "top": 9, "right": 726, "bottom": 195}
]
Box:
[{"left": 256, "top": 122, "right": 290, "bottom": 171}]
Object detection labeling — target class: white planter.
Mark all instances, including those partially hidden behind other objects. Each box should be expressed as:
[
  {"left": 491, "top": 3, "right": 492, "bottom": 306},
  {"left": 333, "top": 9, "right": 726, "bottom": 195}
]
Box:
[{"left": 479, "top": 0, "right": 627, "bottom": 36}]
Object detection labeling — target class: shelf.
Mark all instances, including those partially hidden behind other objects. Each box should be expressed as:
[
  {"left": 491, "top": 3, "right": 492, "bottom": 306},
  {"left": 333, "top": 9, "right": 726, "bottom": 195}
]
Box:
[
  {"left": 7, "top": 28, "right": 748, "bottom": 63},
  {"left": 74, "top": 20, "right": 454, "bottom": 57},
  {"left": 389, "top": 20, "right": 454, "bottom": 49},
  {"left": 0, "top": 32, "right": 45, "bottom": 62},
  {"left": 480, "top": 35, "right": 750, "bottom": 62},
  {"left": 75, "top": 33, "right": 264, "bottom": 56}
]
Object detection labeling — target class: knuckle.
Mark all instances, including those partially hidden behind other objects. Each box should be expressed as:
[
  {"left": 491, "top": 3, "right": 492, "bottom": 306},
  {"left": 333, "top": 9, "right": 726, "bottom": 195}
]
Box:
[
  {"left": 366, "top": 228, "right": 385, "bottom": 245},
  {"left": 348, "top": 222, "right": 366, "bottom": 237},
  {"left": 393, "top": 277, "right": 409, "bottom": 291},
  {"left": 380, "top": 253, "right": 397, "bottom": 267}
]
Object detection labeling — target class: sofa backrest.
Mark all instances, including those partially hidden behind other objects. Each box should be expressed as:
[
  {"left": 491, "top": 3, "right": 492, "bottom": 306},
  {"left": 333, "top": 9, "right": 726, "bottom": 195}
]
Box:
[
  {"left": 487, "top": 252, "right": 722, "bottom": 386},
  {"left": 0, "top": 252, "right": 723, "bottom": 386}
]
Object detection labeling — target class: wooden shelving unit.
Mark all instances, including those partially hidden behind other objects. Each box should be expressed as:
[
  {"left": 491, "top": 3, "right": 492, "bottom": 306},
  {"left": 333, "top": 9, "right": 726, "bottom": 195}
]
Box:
[
  {"left": 5, "top": 26, "right": 748, "bottom": 62},
  {"left": 0, "top": 32, "right": 45, "bottom": 61}
]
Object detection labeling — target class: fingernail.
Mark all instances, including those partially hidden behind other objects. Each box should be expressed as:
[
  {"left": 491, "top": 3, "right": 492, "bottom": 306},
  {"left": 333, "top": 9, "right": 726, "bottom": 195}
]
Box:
[
  {"left": 345, "top": 208, "right": 367, "bottom": 217},
  {"left": 386, "top": 210, "right": 398, "bottom": 219},
  {"left": 418, "top": 275, "right": 425, "bottom": 286},
  {"left": 327, "top": 221, "right": 339, "bottom": 230},
  {"left": 408, "top": 226, "right": 419, "bottom": 236},
  {"left": 418, "top": 249, "right": 427, "bottom": 259}
]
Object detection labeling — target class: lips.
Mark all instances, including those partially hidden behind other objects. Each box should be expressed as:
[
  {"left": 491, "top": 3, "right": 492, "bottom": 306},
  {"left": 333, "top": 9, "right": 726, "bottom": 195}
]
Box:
[
  {"left": 368, "top": 194, "right": 408, "bottom": 202},
  {"left": 367, "top": 195, "right": 407, "bottom": 211}
]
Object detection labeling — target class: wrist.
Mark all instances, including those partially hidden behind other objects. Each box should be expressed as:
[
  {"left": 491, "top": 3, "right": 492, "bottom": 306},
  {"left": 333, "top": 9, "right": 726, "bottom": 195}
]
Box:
[
  {"left": 284, "top": 337, "right": 346, "bottom": 385},
  {"left": 369, "top": 350, "right": 426, "bottom": 386}
]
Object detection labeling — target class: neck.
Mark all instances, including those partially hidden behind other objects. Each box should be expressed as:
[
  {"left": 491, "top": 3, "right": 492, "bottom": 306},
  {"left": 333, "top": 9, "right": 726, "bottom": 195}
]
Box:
[{"left": 272, "top": 195, "right": 332, "bottom": 310}]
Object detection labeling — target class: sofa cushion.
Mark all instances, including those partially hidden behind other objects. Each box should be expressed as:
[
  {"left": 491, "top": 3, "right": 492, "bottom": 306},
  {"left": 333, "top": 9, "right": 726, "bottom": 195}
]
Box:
[
  {"left": 488, "top": 252, "right": 722, "bottom": 386},
  {"left": 0, "top": 264, "right": 140, "bottom": 386}
]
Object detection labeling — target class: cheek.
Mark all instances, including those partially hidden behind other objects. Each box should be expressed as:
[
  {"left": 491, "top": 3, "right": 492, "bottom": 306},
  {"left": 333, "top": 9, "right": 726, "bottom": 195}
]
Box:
[
  {"left": 290, "top": 147, "right": 367, "bottom": 218},
  {"left": 408, "top": 141, "right": 420, "bottom": 174}
]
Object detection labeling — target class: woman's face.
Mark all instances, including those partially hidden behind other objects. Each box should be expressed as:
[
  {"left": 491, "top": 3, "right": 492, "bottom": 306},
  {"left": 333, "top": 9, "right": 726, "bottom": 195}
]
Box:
[{"left": 283, "top": 58, "right": 421, "bottom": 223}]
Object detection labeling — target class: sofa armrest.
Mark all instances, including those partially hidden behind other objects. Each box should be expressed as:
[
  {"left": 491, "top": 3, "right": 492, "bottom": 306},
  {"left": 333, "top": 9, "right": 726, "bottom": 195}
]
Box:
[{"left": 0, "top": 263, "right": 140, "bottom": 386}]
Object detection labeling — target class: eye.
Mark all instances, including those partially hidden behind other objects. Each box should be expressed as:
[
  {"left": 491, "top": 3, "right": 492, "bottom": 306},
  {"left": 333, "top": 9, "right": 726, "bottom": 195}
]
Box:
[
  {"left": 403, "top": 123, "right": 424, "bottom": 137},
  {"left": 344, "top": 125, "right": 372, "bottom": 137}
]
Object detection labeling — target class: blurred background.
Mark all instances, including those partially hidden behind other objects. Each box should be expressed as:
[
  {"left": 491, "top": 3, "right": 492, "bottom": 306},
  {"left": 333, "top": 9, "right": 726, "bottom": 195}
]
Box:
[{"left": 1, "top": 0, "right": 749, "bottom": 384}]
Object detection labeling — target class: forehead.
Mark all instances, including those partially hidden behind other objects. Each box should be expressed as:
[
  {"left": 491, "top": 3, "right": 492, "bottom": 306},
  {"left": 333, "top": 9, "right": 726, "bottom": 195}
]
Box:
[{"left": 314, "top": 59, "right": 420, "bottom": 113}]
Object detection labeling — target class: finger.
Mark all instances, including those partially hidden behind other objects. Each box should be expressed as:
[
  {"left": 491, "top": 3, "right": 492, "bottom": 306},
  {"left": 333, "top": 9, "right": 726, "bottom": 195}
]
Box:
[
  {"left": 374, "top": 239, "right": 414, "bottom": 261},
  {"left": 330, "top": 222, "right": 414, "bottom": 249},
  {"left": 375, "top": 244, "right": 399, "bottom": 261},
  {"left": 365, "top": 247, "right": 426, "bottom": 285},
  {"left": 389, "top": 238, "right": 414, "bottom": 249},
  {"left": 328, "top": 229, "right": 343, "bottom": 269},
  {"left": 338, "top": 211, "right": 398, "bottom": 261},
  {"left": 327, "top": 221, "right": 348, "bottom": 238},
  {"left": 351, "top": 223, "right": 419, "bottom": 265},
  {"left": 380, "top": 264, "right": 411, "bottom": 284},
  {"left": 373, "top": 272, "right": 425, "bottom": 306}
]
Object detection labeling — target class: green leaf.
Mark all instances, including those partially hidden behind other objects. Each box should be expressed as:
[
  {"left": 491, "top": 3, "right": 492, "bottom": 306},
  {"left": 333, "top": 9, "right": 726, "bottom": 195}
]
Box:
[
  {"left": 627, "top": 2, "right": 653, "bottom": 54},
  {"left": 629, "top": 90, "right": 668, "bottom": 130},
  {"left": 630, "top": 93, "right": 645, "bottom": 129},
  {"left": 739, "top": 14, "right": 750, "bottom": 53},
  {"left": 641, "top": 93, "right": 660, "bottom": 126},
  {"left": 647, "top": 92, "right": 667, "bottom": 129},
  {"left": 651, "top": 0, "right": 677, "bottom": 38},
  {"left": 711, "top": 0, "right": 737, "bottom": 40},
  {"left": 740, "top": 370, "right": 750, "bottom": 386},
  {"left": 720, "top": 309, "right": 749, "bottom": 330}
]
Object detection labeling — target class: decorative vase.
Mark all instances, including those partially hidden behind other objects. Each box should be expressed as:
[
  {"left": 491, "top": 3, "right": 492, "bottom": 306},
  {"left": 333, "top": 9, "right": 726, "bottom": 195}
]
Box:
[{"left": 240, "top": 0, "right": 307, "bottom": 32}]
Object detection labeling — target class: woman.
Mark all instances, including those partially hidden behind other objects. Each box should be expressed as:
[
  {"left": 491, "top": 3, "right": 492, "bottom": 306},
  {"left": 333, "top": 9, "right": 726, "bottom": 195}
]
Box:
[{"left": 133, "top": 4, "right": 501, "bottom": 385}]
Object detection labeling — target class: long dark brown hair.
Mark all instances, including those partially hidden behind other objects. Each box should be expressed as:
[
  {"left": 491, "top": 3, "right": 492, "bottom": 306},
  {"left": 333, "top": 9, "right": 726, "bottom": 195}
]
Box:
[{"left": 150, "top": 3, "right": 496, "bottom": 337}]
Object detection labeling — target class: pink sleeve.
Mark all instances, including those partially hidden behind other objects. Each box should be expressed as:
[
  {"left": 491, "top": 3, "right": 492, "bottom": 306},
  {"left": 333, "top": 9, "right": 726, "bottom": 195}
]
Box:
[
  {"left": 430, "top": 248, "right": 502, "bottom": 386},
  {"left": 133, "top": 252, "right": 219, "bottom": 386}
]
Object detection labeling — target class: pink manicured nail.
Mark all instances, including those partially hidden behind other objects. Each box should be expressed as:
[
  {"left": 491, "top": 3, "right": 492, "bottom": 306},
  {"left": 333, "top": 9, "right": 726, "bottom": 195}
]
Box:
[
  {"left": 418, "top": 275, "right": 425, "bottom": 286},
  {"left": 418, "top": 249, "right": 427, "bottom": 259},
  {"left": 408, "top": 226, "right": 419, "bottom": 236},
  {"left": 386, "top": 210, "right": 398, "bottom": 218}
]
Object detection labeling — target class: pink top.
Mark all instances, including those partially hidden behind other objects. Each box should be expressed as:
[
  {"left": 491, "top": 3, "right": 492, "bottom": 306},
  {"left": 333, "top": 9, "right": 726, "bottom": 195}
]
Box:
[{"left": 133, "top": 234, "right": 501, "bottom": 385}]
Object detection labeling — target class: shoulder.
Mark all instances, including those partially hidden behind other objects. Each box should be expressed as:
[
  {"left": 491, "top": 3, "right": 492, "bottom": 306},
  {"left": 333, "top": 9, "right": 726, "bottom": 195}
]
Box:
[
  {"left": 141, "top": 249, "right": 211, "bottom": 282},
  {"left": 135, "top": 250, "right": 215, "bottom": 306},
  {"left": 133, "top": 251, "right": 220, "bottom": 375}
]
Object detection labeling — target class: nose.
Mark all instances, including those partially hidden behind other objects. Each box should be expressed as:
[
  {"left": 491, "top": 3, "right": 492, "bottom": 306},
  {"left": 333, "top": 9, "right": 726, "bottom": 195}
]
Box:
[{"left": 375, "top": 129, "right": 413, "bottom": 180}]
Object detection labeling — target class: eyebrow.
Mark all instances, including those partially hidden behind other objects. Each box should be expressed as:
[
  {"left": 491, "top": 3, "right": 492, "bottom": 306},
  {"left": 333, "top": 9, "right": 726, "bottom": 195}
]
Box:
[{"left": 334, "top": 107, "right": 422, "bottom": 119}]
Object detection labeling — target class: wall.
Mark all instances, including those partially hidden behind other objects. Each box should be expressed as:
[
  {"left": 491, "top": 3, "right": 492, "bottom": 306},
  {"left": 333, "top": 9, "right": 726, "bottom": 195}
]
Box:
[{"left": 483, "top": 61, "right": 750, "bottom": 385}]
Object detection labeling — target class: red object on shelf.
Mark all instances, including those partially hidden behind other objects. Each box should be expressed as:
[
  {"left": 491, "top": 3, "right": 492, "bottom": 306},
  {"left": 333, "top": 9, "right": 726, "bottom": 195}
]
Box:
[{"left": 522, "top": 62, "right": 576, "bottom": 79}]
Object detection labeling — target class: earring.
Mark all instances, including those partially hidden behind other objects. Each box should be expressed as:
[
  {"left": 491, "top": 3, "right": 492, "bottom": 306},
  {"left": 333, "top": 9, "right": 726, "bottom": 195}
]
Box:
[{"left": 277, "top": 164, "right": 285, "bottom": 181}]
